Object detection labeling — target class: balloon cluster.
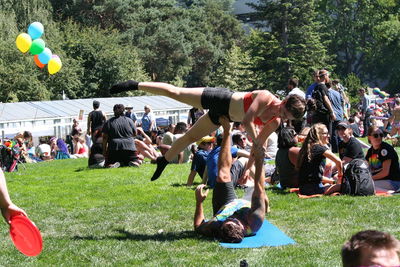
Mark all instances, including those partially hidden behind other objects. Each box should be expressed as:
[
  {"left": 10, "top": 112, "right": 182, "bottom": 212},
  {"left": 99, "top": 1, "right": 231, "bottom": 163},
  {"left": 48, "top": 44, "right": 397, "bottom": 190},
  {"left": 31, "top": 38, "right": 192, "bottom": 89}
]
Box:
[
  {"left": 15, "top": 22, "right": 62, "bottom": 75},
  {"left": 372, "top": 88, "right": 389, "bottom": 99}
]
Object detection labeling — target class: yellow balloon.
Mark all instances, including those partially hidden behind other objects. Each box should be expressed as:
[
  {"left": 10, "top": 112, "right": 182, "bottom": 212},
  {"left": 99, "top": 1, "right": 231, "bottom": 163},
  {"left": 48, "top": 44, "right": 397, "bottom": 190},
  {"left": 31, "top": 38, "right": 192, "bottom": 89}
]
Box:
[
  {"left": 15, "top": 33, "right": 32, "bottom": 53},
  {"left": 48, "top": 57, "right": 62, "bottom": 75}
]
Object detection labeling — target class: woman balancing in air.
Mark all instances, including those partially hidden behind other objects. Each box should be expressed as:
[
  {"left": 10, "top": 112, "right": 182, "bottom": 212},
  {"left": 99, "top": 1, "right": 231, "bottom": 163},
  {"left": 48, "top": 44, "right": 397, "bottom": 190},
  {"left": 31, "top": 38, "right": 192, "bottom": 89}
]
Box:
[{"left": 110, "top": 81, "right": 306, "bottom": 181}]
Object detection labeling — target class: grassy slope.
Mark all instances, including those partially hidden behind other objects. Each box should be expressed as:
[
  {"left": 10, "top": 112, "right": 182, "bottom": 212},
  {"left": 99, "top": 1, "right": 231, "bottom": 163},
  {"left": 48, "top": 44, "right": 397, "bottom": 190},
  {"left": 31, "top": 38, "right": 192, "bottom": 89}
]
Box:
[{"left": 0, "top": 158, "right": 399, "bottom": 266}]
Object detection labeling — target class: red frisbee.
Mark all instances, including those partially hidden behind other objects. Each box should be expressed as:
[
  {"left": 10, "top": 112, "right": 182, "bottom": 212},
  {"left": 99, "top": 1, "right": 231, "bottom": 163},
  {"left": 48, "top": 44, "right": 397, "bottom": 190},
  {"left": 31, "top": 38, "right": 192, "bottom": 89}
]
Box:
[{"left": 9, "top": 215, "right": 43, "bottom": 256}]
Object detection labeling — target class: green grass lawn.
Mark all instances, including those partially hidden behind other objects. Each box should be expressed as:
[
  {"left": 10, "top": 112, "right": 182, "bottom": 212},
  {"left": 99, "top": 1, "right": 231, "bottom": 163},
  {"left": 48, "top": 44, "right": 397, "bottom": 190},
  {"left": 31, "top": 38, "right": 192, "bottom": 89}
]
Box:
[{"left": 1, "top": 158, "right": 399, "bottom": 266}]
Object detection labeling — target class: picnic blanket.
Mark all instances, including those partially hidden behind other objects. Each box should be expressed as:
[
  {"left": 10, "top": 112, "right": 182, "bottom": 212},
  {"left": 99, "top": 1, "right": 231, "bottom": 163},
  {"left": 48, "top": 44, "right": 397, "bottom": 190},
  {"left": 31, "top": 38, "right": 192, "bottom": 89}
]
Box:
[
  {"left": 289, "top": 188, "right": 392, "bottom": 198},
  {"left": 220, "top": 219, "right": 296, "bottom": 248}
]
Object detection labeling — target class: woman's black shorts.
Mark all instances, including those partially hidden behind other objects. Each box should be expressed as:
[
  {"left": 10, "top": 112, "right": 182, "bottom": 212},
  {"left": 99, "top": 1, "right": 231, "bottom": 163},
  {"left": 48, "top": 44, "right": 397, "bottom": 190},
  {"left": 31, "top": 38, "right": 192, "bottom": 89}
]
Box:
[{"left": 201, "top": 87, "right": 233, "bottom": 125}]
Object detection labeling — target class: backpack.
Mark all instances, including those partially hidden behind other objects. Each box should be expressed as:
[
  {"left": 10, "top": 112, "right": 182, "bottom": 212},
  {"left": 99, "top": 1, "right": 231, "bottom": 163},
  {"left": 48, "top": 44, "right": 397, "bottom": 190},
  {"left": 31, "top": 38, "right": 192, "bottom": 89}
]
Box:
[{"left": 341, "top": 159, "right": 375, "bottom": 196}]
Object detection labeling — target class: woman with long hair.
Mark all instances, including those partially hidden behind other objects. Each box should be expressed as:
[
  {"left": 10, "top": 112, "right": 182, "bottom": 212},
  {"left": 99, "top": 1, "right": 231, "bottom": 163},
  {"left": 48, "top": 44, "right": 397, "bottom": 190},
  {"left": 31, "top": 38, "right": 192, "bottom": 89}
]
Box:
[
  {"left": 110, "top": 81, "right": 306, "bottom": 181},
  {"left": 275, "top": 127, "right": 300, "bottom": 188},
  {"left": 297, "top": 123, "right": 343, "bottom": 195}
]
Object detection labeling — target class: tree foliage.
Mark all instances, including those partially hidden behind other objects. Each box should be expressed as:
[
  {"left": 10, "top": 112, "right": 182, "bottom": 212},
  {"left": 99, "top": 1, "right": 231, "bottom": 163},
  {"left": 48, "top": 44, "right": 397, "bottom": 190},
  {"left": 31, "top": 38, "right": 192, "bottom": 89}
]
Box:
[
  {"left": 1, "top": 0, "right": 400, "bottom": 102},
  {"left": 247, "top": 0, "right": 334, "bottom": 92}
]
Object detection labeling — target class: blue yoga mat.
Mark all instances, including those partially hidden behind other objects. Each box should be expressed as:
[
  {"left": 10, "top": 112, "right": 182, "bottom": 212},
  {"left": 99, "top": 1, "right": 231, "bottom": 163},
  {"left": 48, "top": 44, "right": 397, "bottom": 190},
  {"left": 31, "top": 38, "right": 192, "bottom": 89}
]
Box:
[{"left": 220, "top": 219, "right": 296, "bottom": 248}]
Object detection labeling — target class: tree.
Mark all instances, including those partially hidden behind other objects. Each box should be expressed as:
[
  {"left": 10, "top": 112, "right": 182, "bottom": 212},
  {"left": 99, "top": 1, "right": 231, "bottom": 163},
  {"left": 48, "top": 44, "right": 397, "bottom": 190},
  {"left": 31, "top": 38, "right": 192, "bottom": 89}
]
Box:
[
  {"left": 320, "top": 0, "right": 400, "bottom": 93},
  {"left": 57, "top": 21, "right": 149, "bottom": 98},
  {"left": 51, "top": 0, "right": 244, "bottom": 86},
  {"left": 247, "top": 0, "right": 334, "bottom": 92},
  {"left": 209, "top": 45, "right": 257, "bottom": 91}
]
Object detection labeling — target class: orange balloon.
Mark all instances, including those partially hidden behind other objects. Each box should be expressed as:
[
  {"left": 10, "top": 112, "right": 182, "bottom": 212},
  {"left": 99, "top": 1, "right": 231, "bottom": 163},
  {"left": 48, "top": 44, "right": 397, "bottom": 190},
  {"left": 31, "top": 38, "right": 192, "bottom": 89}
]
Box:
[{"left": 34, "top": 54, "right": 45, "bottom": 69}]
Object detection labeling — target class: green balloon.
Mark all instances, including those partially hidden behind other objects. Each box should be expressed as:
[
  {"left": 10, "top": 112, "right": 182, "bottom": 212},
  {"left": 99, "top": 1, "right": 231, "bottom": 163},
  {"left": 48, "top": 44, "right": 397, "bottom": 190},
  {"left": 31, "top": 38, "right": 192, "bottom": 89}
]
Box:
[{"left": 29, "top": 38, "right": 45, "bottom": 55}]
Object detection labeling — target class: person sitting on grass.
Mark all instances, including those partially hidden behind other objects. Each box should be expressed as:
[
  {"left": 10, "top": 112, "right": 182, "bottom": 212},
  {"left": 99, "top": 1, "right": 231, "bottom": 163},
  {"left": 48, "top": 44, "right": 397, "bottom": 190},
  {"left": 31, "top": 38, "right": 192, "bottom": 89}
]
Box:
[
  {"left": 0, "top": 169, "right": 27, "bottom": 224},
  {"left": 50, "top": 137, "right": 70, "bottom": 160},
  {"left": 102, "top": 104, "right": 141, "bottom": 168},
  {"left": 203, "top": 133, "right": 251, "bottom": 189},
  {"left": 134, "top": 127, "right": 160, "bottom": 163},
  {"left": 336, "top": 121, "right": 364, "bottom": 165},
  {"left": 186, "top": 136, "right": 214, "bottom": 186},
  {"left": 365, "top": 125, "right": 400, "bottom": 192},
  {"left": 193, "top": 116, "right": 267, "bottom": 243},
  {"left": 36, "top": 137, "right": 52, "bottom": 161},
  {"left": 275, "top": 127, "right": 300, "bottom": 188},
  {"left": 297, "top": 123, "right": 343, "bottom": 195},
  {"left": 342, "top": 230, "right": 400, "bottom": 267},
  {"left": 71, "top": 135, "right": 89, "bottom": 159}
]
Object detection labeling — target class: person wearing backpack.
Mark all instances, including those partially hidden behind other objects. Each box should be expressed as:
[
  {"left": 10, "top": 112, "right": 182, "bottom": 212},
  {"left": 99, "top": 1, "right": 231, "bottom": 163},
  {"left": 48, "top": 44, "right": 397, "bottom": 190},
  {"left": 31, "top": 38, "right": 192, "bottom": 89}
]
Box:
[{"left": 365, "top": 126, "right": 400, "bottom": 192}]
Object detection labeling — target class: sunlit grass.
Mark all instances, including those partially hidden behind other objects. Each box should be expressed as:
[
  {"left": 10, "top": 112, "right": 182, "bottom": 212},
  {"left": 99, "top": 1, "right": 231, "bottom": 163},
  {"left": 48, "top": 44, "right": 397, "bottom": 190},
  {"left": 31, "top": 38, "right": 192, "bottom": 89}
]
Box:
[{"left": 0, "top": 158, "right": 399, "bottom": 266}]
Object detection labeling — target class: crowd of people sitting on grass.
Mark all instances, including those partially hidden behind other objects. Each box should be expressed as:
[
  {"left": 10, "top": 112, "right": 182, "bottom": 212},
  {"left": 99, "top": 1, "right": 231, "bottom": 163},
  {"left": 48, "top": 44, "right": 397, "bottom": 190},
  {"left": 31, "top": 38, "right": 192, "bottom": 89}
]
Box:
[
  {"left": 2, "top": 69, "right": 400, "bottom": 252},
  {"left": 2, "top": 69, "right": 400, "bottom": 197}
]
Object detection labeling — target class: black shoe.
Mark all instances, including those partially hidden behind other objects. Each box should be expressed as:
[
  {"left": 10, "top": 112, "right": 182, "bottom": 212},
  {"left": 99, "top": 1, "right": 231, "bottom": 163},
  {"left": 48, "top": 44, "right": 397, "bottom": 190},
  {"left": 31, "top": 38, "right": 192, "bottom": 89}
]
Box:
[
  {"left": 151, "top": 156, "right": 169, "bottom": 181},
  {"left": 110, "top": 80, "right": 139, "bottom": 94}
]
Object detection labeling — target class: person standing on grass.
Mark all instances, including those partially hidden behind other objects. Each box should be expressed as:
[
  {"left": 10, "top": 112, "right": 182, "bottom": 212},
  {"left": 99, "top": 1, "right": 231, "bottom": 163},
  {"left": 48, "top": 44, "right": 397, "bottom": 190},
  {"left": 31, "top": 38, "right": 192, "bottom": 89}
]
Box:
[
  {"left": 141, "top": 105, "right": 157, "bottom": 137},
  {"left": 311, "top": 70, "right": 336, "bottom": 131},
  {"left": 87, "top": 100, "right": 107, "bottom": 142},
  {"left": 0, "top": 169, "right": 27, "bottom": 224},
  {"left": 110, "top": 80, "right": 306, "bottom": 182},
  {"left": 359, "top": 88, "right": 372, "bottom": 137},
  {"left": 193, "top": 116, "right": 267, "bottom": 243},
  {"left": 327, "top": 80, "right": 344, "bottom": 153}
]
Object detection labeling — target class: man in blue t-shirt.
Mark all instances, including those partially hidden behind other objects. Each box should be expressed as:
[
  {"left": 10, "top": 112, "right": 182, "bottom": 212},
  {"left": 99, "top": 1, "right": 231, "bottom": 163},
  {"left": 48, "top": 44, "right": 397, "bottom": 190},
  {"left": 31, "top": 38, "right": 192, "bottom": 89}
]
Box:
[
  {"left": 204, "top": 134, "right": 250, "bottom": 188},
  {"left": 328, "top": 83, "right": 344, "bottom": 153},
  {"left": 186, "top": 136, "right": 214, "bottom": 186},
  {"left": 141, "top": 105, "right": 156, "bottom": 137}
]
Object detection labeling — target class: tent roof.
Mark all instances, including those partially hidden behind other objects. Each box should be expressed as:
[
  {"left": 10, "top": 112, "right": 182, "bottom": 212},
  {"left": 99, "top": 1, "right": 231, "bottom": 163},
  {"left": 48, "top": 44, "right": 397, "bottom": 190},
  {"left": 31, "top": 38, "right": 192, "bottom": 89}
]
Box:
[{"left": 0, "top": 96, "right": 191, "bottom": 122}]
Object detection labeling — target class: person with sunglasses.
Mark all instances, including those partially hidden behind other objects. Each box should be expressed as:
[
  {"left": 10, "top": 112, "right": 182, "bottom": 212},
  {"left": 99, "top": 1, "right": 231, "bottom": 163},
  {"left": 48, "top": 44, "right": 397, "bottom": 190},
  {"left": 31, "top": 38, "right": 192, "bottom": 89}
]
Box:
[
  {"left": 365, "top": 126, "right": 400, "bottom": 192},
  {"left": 193, "top": 116, "right": 267, "bottom": 243}
]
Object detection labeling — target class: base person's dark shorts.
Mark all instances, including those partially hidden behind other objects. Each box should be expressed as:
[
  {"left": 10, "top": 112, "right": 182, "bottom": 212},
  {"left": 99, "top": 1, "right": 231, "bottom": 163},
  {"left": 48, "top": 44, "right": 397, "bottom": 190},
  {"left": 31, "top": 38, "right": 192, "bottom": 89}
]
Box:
[
  {"left": 201, "top": 87, "right": 234, "bottom": 125},
  {"left": 212, "top": 181, "right": 237, "bottom": 215}
]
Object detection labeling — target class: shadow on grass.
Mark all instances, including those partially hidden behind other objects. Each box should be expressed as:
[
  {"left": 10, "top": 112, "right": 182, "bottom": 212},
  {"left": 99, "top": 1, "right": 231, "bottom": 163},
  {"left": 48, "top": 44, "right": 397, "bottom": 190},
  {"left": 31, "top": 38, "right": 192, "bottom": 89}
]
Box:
[
  {"left": 72, "top": 229, "right": 206, "bottom": 242},
  {"left": 75, "top": 166, "right": 110, "bottom": 172},
  {"left": 267, "top": 187, "right": 292, "bottom": 195},
  {"left": 170, "top": 182, "right": 202, "bottom": 188},
  {"left": 75, "top": 167, "right": 91, "bottom": 172}
]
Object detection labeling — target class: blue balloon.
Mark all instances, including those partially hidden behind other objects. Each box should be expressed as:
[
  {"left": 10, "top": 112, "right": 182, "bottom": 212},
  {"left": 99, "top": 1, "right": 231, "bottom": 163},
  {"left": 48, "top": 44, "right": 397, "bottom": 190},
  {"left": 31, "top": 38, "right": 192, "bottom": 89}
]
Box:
[
  {"left": 28, "top": 22, "right": 44, "bottom": 40},
  {"left": 38, "top": 48, "right": 52, "bottom": 64}
]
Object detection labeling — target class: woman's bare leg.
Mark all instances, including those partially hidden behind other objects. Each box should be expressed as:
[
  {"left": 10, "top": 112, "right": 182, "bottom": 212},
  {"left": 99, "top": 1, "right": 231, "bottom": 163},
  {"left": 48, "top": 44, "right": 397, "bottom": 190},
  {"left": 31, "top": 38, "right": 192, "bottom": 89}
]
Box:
[
  {"left": 151, "top": 113, "right": 219, "bottom": 181},
  {"left": 111, "top": 81, "right": 205, "bottom": 108},
  {"left": 164, "top": 113, "right": 219, "bottom": 162},
  {"left": 139, "top": 82, "right": 204, "bottom": 109},
  {"left": 324, "top": 184, "right": 341, "bottom": 195}
]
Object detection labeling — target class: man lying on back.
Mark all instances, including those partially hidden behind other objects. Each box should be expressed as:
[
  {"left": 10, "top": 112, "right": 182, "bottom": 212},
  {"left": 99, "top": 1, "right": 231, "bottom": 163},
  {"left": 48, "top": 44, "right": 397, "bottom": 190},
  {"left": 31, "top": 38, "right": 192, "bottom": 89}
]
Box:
[{"left": 193, "top": 116, "right": 267, "bottom": 243}]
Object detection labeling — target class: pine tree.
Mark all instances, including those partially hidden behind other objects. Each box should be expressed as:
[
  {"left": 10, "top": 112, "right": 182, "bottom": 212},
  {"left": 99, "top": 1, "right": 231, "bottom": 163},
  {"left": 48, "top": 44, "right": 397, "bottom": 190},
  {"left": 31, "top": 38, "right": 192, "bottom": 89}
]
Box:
[{"left": 247, "top": 0, "right": 334, "bottom": 92}]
